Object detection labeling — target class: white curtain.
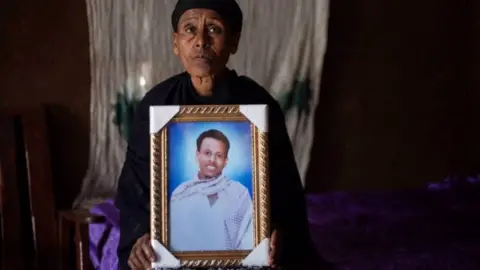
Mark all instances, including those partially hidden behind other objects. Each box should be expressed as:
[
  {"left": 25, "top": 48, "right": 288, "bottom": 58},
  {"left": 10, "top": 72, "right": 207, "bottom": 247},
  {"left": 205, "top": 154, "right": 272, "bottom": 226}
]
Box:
[{"left": 75, "top": 0, "right": 329, "bottom": 208}]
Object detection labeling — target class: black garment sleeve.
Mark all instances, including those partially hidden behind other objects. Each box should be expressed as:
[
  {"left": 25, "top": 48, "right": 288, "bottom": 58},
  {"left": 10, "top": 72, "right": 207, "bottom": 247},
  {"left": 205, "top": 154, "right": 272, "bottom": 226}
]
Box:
[
  {"left": 268, "top": 102, "right": 320, "bottom": 266},
  {"left": 115, "top": 97, "right": 152, "bottom": 270}
]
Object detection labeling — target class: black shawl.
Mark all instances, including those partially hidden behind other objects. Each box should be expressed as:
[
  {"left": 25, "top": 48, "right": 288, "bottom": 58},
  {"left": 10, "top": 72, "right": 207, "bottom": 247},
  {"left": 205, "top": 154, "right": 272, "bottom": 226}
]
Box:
[{"left": 115, "top": 70, "right": 322, "bottom": 269}]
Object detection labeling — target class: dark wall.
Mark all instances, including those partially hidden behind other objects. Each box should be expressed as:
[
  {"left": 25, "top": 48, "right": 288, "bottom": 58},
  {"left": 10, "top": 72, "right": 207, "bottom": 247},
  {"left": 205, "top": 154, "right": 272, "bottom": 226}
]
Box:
[
  {"left": 307, "top": 0, "right": 480, "bottom": 192},
  {"left": 0, "top": 0, "right": 90, "bottom": 209},
  {"left": 1, "top": 0, "right": 479, "bottom": 205}
]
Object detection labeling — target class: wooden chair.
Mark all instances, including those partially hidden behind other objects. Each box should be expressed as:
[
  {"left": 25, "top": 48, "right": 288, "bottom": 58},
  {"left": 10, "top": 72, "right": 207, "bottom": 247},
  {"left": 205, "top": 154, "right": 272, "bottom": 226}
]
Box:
[
  {"left": 58, "top": 209, "right": 105, "bottom": 270},
  {"left": 0, "top": 107, "right": 58, "bottom": 269},
  {"left": 0, "top": 106, "right": 105, "bottom": 270}
]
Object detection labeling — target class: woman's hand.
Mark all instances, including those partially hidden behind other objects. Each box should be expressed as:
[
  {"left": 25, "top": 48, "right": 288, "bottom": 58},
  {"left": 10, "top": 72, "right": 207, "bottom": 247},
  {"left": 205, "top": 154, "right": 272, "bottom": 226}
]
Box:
[
  {"left": 128, "top": 234, "right": 157, "bottom": 269},
  {"left": 269, "top": 230, "right": 280, "bottom": 268}
]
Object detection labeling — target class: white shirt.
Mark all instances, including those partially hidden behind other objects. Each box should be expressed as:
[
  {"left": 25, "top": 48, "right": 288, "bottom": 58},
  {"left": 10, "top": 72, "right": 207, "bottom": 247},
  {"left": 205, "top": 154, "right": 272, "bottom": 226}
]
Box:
[{"left": 169, "top": 177, "right": 254, "bottom": 252}]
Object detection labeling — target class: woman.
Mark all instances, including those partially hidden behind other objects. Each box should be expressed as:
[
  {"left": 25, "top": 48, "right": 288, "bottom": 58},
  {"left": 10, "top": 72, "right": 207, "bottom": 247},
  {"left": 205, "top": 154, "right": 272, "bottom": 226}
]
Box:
[{"left": 115, "top": 0, "right": 329, "bottom": 269}]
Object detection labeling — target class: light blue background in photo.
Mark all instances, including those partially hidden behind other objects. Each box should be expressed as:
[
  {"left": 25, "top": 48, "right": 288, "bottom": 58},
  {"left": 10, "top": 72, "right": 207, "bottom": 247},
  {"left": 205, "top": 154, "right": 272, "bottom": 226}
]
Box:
[{"left": 167, "top": 121, "right": 253, "bottom": 199}]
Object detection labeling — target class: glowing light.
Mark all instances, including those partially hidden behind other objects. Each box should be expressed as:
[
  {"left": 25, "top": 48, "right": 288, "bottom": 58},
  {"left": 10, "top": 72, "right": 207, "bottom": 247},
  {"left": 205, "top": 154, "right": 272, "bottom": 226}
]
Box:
[{"left": 139, "top": 76, "right": 147, "bottom": 87}]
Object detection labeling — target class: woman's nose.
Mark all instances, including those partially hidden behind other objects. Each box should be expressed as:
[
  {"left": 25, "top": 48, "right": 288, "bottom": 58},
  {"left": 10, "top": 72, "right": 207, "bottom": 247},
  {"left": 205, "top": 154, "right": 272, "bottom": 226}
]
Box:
[{"left": 195, "top": 29, "right": 210, "bottom": 48}]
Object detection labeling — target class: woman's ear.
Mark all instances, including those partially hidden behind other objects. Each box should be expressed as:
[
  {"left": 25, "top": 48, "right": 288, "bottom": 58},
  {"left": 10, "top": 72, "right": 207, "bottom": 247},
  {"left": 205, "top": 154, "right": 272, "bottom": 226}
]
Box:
[{"left": 172, "top": 32, "right": 179, "bottom": 56}]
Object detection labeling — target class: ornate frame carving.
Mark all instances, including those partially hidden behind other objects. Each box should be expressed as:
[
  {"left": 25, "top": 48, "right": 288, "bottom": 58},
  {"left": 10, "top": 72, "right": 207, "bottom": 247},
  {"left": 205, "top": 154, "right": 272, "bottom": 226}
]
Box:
[{"left": 150, "top": 105, "right": 270, "bottom": 268}]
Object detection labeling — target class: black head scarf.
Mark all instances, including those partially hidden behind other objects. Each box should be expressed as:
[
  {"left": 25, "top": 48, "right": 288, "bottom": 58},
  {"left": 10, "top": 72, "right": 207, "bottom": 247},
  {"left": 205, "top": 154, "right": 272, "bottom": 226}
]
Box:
[{"left": 171, "top": 0, "right": 243, "bottom": 33}]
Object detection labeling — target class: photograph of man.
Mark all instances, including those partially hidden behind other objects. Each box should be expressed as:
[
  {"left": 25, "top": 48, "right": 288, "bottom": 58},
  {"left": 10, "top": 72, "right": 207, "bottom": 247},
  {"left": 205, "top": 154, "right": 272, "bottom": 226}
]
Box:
[{"left": 169, "top": 128, "right": 254, "bottom": 252}]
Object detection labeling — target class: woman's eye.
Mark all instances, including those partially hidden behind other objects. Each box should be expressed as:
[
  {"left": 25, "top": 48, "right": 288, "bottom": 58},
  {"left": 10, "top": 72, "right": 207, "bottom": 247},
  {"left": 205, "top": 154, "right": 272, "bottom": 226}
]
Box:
[
  {"left": 208, "top": 26, "right": 221, "bottom": 34},
  {"left": 185, "top": 26, "right": 195, "bottom": 33}
]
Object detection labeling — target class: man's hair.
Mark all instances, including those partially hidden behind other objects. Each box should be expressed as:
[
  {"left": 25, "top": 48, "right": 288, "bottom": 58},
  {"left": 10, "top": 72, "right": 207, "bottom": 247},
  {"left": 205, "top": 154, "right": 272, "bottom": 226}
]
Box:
[{"left": 196, "top": 129, "right": 230, "bottom": 156}]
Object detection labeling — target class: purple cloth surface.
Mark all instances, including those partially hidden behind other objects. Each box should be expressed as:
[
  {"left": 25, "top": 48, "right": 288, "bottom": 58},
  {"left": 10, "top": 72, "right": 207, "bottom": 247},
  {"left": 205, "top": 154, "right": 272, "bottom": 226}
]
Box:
[
  {"left": 308, "top": 175, "right": 480, "bottom": 270},
  {"left": 89, "top": 199, "right": 119, "bottom": 270},
  {"left": 89, "top": 175, "right": 480, "bottom": 270}
]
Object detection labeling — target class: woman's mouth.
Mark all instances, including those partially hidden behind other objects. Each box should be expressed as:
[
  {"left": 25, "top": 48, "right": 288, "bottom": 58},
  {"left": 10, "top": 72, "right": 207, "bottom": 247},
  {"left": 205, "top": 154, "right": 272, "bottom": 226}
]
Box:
[{"left": 193, "top": 54, "right": 213, "bottom": 63}]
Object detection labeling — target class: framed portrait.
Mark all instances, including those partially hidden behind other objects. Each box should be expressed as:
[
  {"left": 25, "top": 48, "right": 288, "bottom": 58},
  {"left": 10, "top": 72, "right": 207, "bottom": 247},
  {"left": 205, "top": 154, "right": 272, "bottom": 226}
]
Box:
[{"left": 149, "top": 105, "right": 270, "bottom": 269}]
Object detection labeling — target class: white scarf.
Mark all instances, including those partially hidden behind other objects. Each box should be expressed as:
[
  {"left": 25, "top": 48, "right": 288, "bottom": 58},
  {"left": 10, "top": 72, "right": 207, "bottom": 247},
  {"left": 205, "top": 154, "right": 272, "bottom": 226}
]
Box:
[
  {"left": 223, "top": 189, "right": 252, "bottom": 249},
  {"left": 171, "top": 174, "right": 252, "bottom": 249},
  {"left": 171, "top": 174, "right": 229, "bottom": 202}
]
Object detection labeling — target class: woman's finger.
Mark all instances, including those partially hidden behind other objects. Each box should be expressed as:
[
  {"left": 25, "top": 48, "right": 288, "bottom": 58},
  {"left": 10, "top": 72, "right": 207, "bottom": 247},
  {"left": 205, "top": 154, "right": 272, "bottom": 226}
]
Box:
[
  {"left": 269, "top": 230, "right": 277, "bottom": 258},
  {"left": 269, "top": 241, "right": 275, "bottom": 265},
  {"left": 142, "top": 241, "right": 156, "bottom": 262},
  {"left": 270, "top": 230, "right": 277, "bottom": 248},
  {"left": 140, "top": 235, "right": 156, "bottom": 261},
  {"left": 135, "top": 243, "right": 151, "bottom": 268},
  {"left": 269, "top": 230, "right": 280, "bottom": 267},
  {"left": 128, "top": 255, "right": 142, "bottom": 269}
]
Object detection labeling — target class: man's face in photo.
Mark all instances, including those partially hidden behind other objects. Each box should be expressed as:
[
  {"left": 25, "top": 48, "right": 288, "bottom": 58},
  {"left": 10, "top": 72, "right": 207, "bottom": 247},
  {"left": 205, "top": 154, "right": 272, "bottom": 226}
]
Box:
[{"left": 196, "top": 137, "right": 228, "bottom": 178}]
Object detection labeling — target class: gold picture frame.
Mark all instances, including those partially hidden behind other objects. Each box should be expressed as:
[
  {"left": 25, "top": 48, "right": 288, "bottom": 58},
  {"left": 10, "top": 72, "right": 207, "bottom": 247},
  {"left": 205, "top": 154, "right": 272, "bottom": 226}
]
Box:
[{"left": 149, "top": 105, "right": 270, "bottom": 269}]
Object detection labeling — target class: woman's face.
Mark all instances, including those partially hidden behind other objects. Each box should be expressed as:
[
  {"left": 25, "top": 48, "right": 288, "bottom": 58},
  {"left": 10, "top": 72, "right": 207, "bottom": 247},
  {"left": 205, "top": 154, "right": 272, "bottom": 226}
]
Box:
[{"left": 173, "top": 9, "right": 239, "bottom": 78}]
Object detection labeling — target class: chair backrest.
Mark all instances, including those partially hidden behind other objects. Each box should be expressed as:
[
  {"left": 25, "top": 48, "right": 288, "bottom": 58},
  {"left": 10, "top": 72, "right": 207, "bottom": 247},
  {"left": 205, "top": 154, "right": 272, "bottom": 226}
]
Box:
[
  {"left": 0, "top": 163, "right": 3, "bottom": 266},
  {"left": 0, "top": 111, "right": 28, "bottom": 270},
  {"left": 0, "top": 107, "right": 59, "bottom": 270}
]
